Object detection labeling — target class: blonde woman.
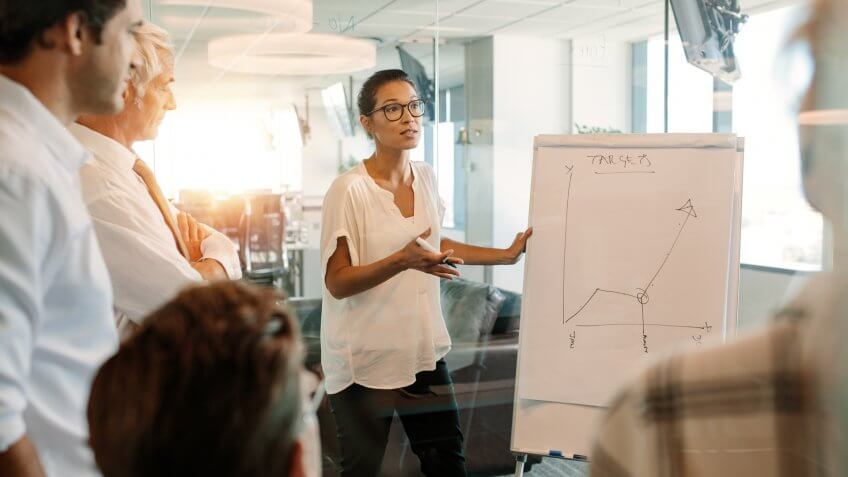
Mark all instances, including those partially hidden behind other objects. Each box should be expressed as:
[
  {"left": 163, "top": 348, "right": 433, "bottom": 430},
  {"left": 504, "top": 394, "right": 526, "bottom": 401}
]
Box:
[{"left": 70, "top": 23, "right": 241, "bottom": 338}]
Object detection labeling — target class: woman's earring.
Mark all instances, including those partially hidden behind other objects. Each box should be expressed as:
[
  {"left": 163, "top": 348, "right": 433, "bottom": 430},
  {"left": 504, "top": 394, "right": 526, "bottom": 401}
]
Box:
[{"left": 134, "top": 96, "right": 143, "bottom": 110}]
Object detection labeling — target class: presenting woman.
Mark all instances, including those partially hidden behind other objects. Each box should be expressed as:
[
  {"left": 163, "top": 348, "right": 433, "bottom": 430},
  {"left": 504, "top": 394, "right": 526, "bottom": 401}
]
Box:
[{"left": 320, "top": 69, "right": 532, "bottom": 477}]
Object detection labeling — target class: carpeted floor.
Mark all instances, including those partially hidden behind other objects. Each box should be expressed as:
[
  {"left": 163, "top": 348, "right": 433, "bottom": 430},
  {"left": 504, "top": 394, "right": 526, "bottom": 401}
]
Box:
[{"left": 494, "top": 457, "right": 589, "bottom": 477}]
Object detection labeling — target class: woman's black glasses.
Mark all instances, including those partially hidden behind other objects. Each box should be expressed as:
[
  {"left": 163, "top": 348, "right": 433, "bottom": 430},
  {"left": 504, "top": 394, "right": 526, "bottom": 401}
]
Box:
[{"left": 366, "top": 99, "right": 428, "bottom": 122}]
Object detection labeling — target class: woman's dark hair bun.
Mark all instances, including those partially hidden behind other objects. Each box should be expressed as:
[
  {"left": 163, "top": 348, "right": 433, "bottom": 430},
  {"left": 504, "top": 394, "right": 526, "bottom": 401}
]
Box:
[{"left": 357, "top": 69, "right": 418, "bottom": 116}]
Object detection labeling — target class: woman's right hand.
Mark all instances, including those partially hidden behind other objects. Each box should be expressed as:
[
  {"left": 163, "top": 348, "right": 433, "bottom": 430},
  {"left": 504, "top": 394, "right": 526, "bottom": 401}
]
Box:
[{"left": 399, "top": 229, "right": 463, "bottom": 280}]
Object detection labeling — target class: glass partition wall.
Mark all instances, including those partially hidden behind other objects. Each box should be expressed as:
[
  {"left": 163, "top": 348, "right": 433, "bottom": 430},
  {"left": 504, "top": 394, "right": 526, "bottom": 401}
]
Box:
[{"left": 138, "top": 1, "right": 820, "bottom": 475}]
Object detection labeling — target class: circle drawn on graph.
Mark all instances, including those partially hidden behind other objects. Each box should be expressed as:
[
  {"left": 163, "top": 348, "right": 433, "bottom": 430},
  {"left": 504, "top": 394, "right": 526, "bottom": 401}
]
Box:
[{"left": 636, "top": 289, "right": 650, "bottom": 305}]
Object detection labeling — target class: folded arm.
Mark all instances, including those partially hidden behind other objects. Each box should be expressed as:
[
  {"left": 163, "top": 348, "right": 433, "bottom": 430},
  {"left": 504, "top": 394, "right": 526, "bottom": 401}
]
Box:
[
  {"left": 171, "top": 205, "right": 241, "bottom": 281},
  {"left": 91, "top": 216, "right": 203, "bottom": 320},
  {"left": 85, "top": 186, "right": 206, "bottom": 323}
]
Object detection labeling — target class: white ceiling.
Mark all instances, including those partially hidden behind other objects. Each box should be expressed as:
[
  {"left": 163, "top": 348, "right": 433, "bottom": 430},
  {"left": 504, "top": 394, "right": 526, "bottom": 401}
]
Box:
[{"left": 145, "top": 0, "right": 803, "bottom": 101}]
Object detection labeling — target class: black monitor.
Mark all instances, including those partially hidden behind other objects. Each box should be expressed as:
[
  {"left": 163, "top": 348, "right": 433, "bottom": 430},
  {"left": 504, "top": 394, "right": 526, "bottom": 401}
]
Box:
[{"left": 670, "top": 0, "right": 748, "bottom": 83}]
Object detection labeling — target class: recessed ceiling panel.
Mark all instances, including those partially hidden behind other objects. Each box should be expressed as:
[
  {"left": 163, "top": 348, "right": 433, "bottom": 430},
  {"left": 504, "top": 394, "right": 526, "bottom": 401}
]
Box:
[{"left": 439, "top": 14, "right": 513, "bottom": 33}]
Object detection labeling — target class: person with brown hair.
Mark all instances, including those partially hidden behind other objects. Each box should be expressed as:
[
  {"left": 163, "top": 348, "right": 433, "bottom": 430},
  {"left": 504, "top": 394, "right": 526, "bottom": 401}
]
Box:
[{"left": 87, "top": 281, "right": 315, "bottom": 477}]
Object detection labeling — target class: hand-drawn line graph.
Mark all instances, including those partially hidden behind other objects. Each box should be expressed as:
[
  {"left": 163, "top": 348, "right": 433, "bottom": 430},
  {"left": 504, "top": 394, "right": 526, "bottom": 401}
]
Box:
[{"left": 560, "top": 164, "right": 710, "bottom": 352}]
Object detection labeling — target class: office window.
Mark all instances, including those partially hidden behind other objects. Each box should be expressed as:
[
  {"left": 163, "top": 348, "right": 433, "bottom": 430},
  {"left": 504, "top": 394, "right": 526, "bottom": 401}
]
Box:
[
  {"left": 434, "top": 121, "right": 457, "bottom": 229},
  {"left": 639, "top": 3, "right": 822, "bottom": 271},
  {"left": 645, "top": 34, "right": 713, "bottom": 133},
  {"left": 139, "top": 105, "right": 303, "bottom": 198},
  {"left": 732, "top": 4, "right": 822, "bottom": 271}
]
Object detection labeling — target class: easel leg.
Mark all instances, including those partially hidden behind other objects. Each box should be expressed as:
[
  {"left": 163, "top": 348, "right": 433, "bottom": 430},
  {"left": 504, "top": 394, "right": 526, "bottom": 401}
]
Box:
[{"left": 514, "top": 454, "right": 528, "bottom": 477}]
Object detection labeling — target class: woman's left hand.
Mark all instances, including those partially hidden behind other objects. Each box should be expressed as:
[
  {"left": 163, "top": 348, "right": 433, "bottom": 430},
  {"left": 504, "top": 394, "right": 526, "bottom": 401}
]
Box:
[{"left": 503, "top": 227, "right": 533, "bottom": 264}]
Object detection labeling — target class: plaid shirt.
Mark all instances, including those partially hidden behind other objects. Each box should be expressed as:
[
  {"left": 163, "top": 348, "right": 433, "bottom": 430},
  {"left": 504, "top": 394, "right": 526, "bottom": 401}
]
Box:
[{"left": 591, "top": 272, "right": 844, "bottom": 477}]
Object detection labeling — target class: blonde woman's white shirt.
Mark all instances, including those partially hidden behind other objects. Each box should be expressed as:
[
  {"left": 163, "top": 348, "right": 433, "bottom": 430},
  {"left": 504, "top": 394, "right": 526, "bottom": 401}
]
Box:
[
  {"left": 320, "top": 161, "right": 449, "bottom": 394},
  {"left": 69, "top": 123, "right": 242, "bottom": 337}
]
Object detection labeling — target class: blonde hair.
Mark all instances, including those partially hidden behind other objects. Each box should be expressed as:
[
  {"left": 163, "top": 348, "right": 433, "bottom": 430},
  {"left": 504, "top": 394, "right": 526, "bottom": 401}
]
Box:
[{"left": 130, "top": 22, "right": 173, "bottom": 102}]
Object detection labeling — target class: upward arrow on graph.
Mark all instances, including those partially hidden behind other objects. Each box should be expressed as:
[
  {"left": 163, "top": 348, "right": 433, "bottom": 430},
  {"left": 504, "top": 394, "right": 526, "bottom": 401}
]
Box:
[
  {"left": 643, "top": 199, "right": 698, "bottom": 292},
  {"left": 676, "top": 198, "right": 698, "bottom": 218}
]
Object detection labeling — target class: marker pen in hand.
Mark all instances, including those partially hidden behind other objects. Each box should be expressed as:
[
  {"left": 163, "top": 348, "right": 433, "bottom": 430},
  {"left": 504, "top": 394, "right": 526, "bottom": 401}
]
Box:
[{"left": 415, "top": 237, "right": 458, "bottom": 268}]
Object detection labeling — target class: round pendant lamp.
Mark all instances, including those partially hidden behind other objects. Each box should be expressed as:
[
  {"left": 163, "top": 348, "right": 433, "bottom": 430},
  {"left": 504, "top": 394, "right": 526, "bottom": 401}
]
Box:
[{"left": 208, "top": 33, "right": 377, "bottom": 76}]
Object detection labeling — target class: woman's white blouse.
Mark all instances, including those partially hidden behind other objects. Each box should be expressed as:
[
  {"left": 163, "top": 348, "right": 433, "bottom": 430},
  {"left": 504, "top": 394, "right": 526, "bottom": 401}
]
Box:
[{"left": 320, "top": 161, "right": 449, "bottom": 394}]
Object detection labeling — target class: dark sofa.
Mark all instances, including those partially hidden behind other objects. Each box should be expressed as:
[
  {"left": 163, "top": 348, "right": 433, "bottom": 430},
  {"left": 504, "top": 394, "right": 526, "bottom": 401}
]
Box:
[{"left": 287, "top": 278, "right": 538, "bottom": 477}]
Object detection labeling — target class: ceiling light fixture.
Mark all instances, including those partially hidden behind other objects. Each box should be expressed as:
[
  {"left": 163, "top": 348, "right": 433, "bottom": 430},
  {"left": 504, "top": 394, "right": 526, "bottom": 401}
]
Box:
[
  {"left": 156, "top": 0, "right": 313, "bottom": 33},
  {"left": 208, "top": 33, "right": 377, "bottom": 76}
]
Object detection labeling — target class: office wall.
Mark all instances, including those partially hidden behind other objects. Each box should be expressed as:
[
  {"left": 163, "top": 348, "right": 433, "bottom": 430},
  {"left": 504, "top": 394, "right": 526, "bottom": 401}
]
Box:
[
  {"left": 457, "top": 34, "right": 629, "bottom": 293},
  {"left": 571, "top": 35, "right": 632, "bottom": 133},
  {"left": 491, "top": 35, "right": 572, "bottom": 293},
  {"left": 462, "top": 37, "right": 496, "bottom": 285}
]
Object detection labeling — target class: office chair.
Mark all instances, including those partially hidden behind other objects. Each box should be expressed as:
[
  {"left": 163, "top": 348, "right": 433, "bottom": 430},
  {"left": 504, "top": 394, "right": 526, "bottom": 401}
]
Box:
[{"left": 237, "top": 193, "right": 287, "bottom": 288}]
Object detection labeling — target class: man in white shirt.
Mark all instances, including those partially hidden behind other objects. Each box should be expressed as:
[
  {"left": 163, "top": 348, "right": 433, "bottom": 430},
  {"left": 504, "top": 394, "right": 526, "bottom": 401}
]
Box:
[
  {"left": 69, "top": 22, "right": 242, "bottom": 338},
  {"left": 0, "top": 1, "right": 143, "bottom": 476}
]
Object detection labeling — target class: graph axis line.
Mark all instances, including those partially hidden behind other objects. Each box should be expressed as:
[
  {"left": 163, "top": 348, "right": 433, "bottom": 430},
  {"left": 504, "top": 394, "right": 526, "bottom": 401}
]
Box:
[
  {"left": 576, "top": 323, "right": 710, "bottom": 330},
  {"left": 561, "top": 170, "right": 574, "bottom": 324}
]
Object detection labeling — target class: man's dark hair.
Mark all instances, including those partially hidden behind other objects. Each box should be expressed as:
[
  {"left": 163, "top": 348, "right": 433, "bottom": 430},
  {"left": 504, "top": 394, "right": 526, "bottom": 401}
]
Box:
[
  {"left": 87, "top": 281, "right": 304, "bottom": 477},
  {"left": 0, "top": 0, "right": 127, "bottom": 64},
  {"left": 357, "top": 68, "right": 418, "bottom": 117}
]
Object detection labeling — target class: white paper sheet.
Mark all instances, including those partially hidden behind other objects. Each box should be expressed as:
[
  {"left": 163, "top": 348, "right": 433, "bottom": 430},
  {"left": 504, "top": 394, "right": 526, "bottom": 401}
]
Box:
[{"left": 518, "top": 137, "right": 739, "bottom": 406}]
